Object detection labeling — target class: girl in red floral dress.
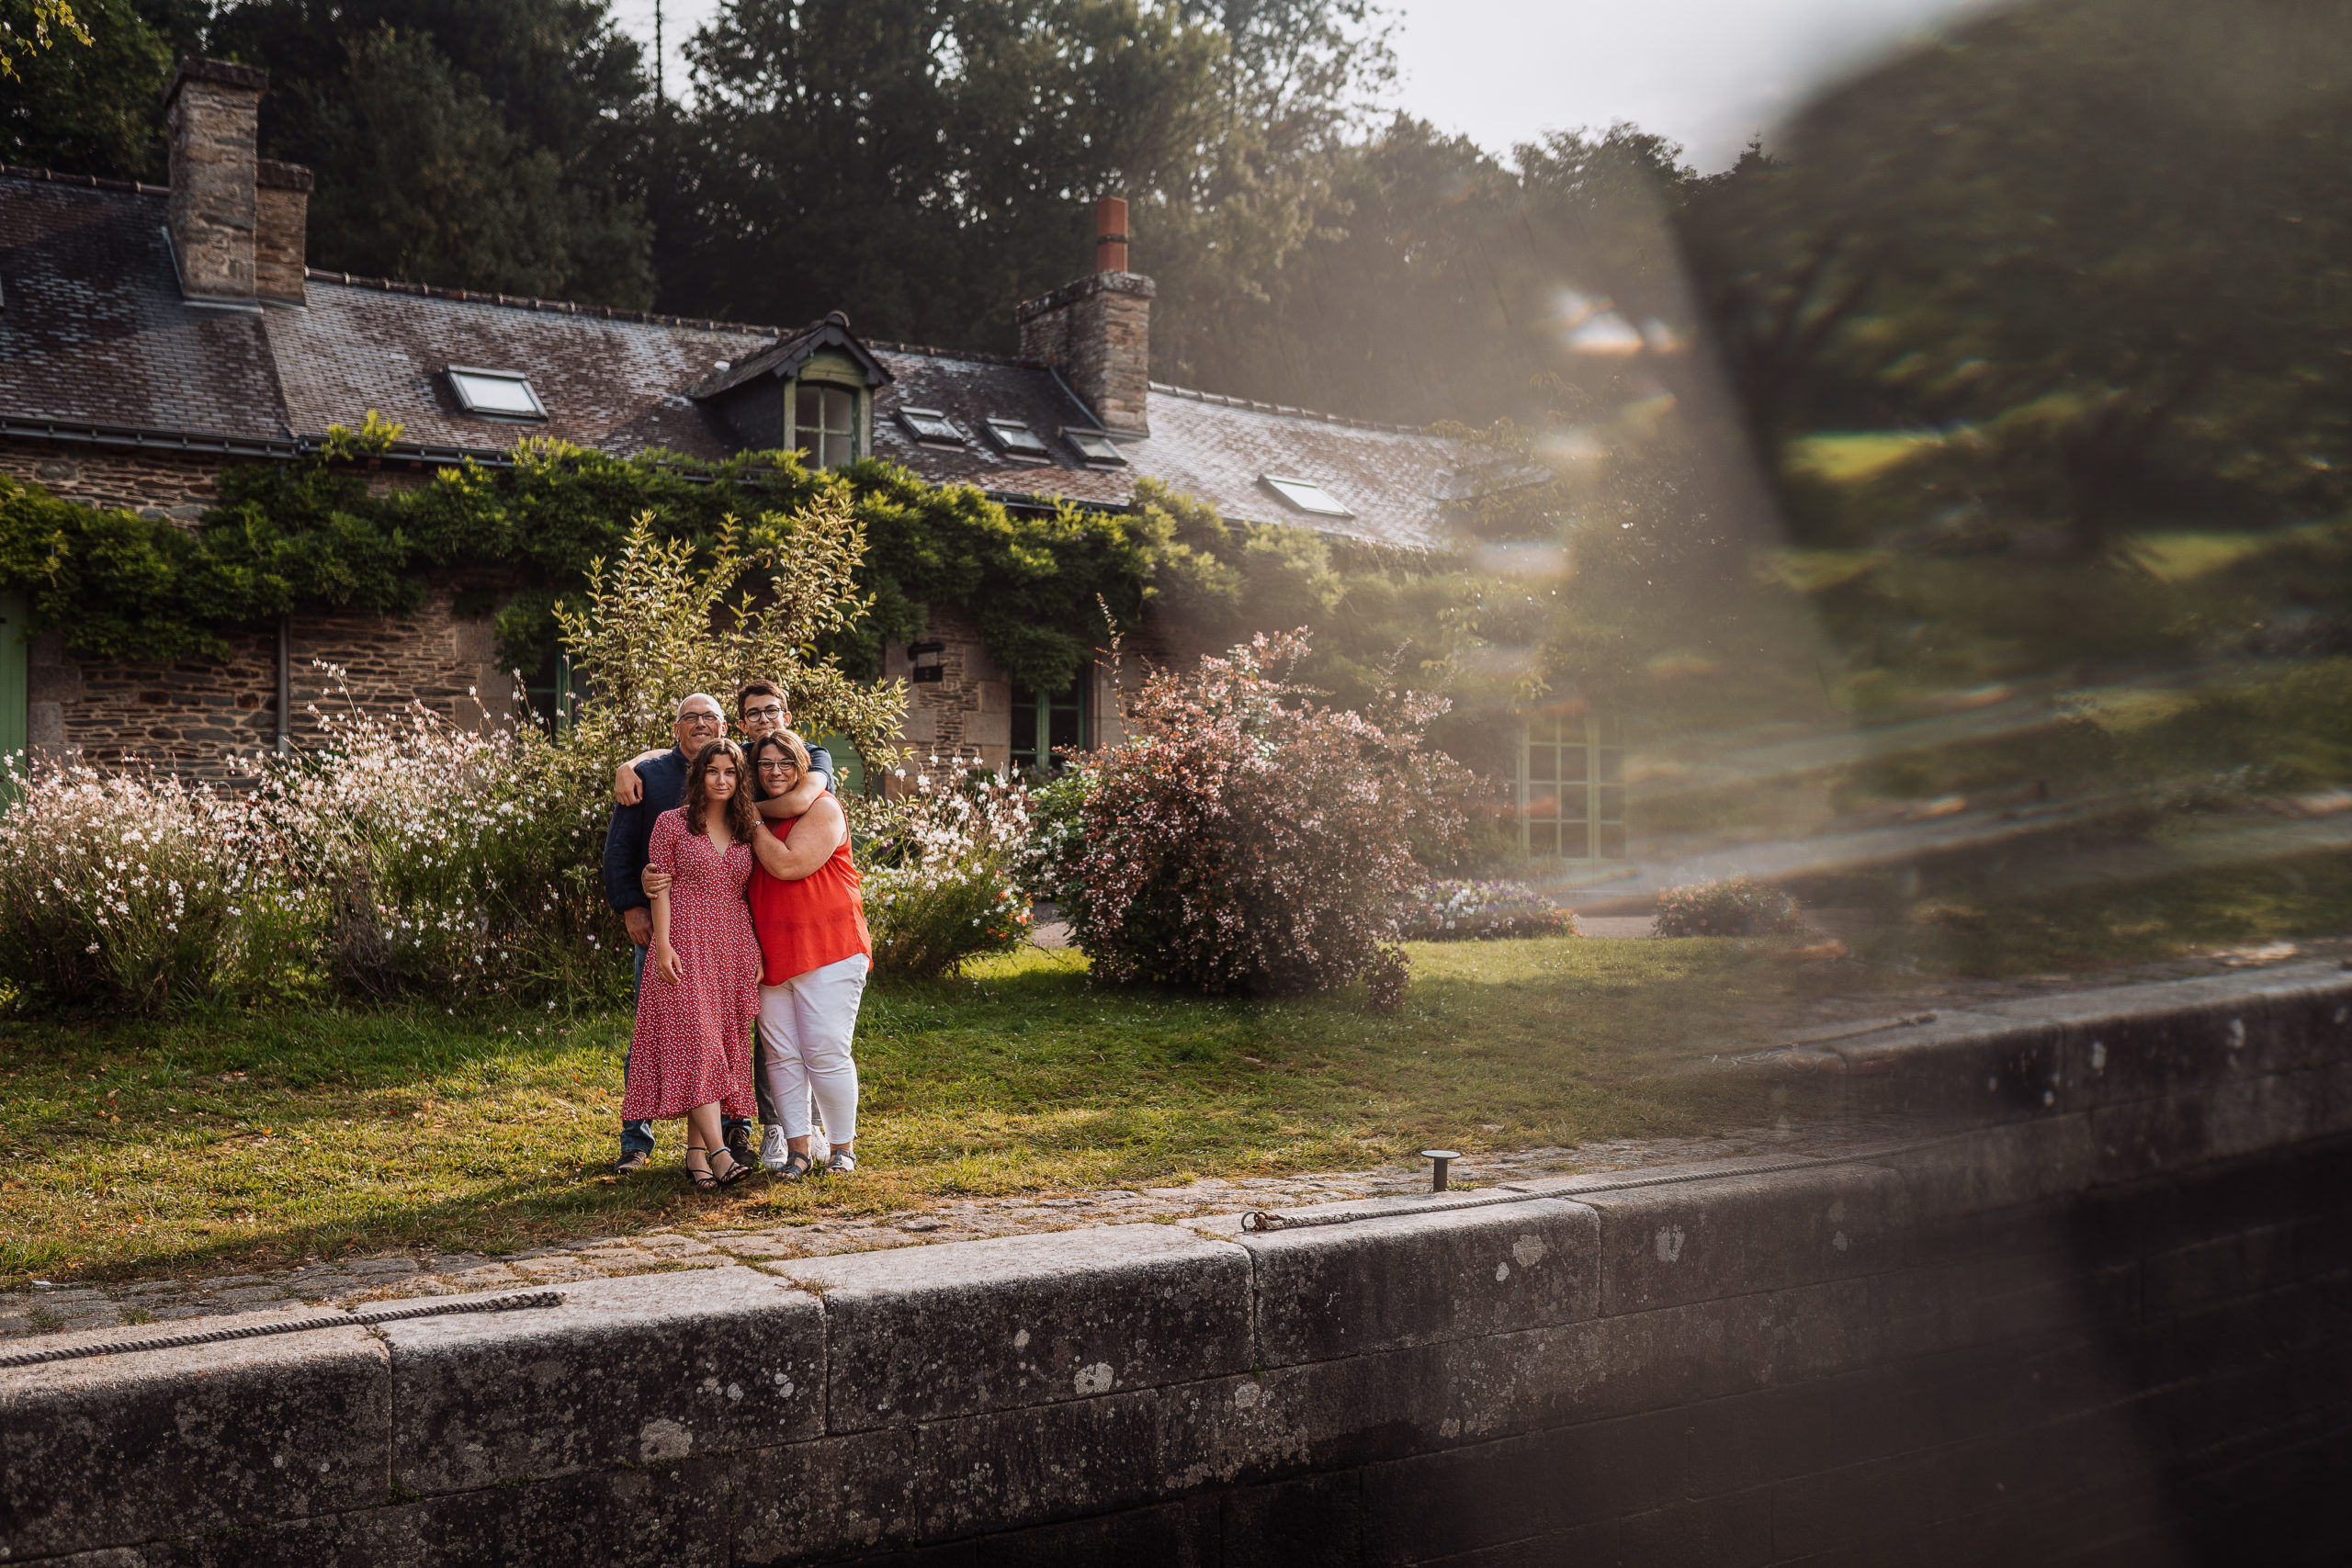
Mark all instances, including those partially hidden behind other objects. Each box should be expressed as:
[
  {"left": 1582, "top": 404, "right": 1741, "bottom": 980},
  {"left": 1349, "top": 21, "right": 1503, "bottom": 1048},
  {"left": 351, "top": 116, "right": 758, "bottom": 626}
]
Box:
[{"left": 622, "top": 738, "right": 762, "bottom": 1188}]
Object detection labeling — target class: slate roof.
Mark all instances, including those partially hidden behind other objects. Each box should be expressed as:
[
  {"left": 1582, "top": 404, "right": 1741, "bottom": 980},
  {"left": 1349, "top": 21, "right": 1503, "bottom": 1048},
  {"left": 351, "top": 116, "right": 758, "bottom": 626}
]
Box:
[{"left": 1, "top": 165, "right": 1457, "bottom": 548}]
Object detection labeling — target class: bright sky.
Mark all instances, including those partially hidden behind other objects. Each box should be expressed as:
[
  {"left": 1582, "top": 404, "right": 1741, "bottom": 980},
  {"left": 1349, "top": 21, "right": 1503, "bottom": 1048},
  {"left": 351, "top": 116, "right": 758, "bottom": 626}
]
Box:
[{"left": 611, "top": 0, "right": 1995, "bottom": 171}]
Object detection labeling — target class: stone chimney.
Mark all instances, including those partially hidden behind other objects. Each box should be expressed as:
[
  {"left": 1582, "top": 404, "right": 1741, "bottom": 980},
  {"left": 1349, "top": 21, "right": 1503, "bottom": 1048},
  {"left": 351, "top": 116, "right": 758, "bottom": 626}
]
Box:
[
  {"left": 1016, "top": 197, "right": 1153, "bottom": 437},
  {"left": 254, "top": 159, "right": 312, "bottom": 304},
  {"left": 164, "top": 57, "right": 268, "bottom": 303}
]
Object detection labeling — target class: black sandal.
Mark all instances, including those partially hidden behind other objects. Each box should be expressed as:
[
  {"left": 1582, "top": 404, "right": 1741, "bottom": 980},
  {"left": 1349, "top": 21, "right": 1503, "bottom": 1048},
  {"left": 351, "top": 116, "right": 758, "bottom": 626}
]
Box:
[
  {"left": 707, "top": 1147, "right": 755, "bottom": 1187},
  {"left": 777, "top": 1150, "right": 814, "bottom": 1180},
  {"left": 684, "top": 1145, "right": 718, "bottom": 1190}
]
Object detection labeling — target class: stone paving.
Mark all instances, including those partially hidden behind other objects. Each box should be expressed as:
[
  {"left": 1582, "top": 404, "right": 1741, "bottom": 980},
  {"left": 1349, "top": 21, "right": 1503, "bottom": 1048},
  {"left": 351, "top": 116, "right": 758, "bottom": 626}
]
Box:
[{"left": 0, "top": 1116, "right": 1914, "bottom": 1344}]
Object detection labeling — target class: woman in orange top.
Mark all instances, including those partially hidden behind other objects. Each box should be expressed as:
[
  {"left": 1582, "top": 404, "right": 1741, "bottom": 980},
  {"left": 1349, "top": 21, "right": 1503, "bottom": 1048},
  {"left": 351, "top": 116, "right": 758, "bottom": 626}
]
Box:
[{"left": 743, "top": 730, "right": 872, "bottom": 1179}]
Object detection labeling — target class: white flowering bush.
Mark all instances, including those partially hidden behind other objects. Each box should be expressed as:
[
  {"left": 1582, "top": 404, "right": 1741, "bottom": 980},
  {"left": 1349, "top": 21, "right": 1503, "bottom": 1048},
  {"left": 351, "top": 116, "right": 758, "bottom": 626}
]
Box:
[
  {"left": 246, "top": 673, "right": 615, "bottom": 1000},
  {"left": 0, "top": 754, "right": 307, "bottom": 1010},
  {"left": 858, "top": 757, "right": 1034, "bottom": 979},
  {"left": 1401, "top": 879, "right": 1578, "bottom": 941}
]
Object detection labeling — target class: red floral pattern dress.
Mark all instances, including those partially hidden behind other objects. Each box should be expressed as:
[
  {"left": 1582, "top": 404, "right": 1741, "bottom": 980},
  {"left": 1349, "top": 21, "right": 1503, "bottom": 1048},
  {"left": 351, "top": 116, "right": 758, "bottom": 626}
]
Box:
[{"left": 621, "top": 808, "right": 760, "bottom": 1121}]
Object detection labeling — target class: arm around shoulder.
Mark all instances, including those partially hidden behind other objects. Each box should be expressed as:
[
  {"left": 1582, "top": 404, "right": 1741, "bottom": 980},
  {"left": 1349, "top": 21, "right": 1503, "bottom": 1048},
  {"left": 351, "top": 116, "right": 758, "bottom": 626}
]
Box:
[{"left": 751, "top": 794, "right": 845, "bottom": 882}]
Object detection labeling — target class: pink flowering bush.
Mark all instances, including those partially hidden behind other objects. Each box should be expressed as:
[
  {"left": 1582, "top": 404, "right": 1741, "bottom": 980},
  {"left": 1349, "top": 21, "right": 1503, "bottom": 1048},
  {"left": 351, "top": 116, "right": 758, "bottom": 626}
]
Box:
[
  {"left": 857, "top": 756, "right": 1034, "bottom": 978},
  {"left": 1064, "top": 630, "right": 1466, "bottom": 998},
  {"left": 1651, "top": 876, "right": 1804, "bottom": 937}
]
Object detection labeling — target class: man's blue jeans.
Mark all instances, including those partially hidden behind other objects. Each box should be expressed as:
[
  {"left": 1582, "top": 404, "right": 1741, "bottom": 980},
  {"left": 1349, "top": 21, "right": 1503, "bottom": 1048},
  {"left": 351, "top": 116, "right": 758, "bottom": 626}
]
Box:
[{"left": 620, "top": 939, "right": 754, "bottom": 1157}]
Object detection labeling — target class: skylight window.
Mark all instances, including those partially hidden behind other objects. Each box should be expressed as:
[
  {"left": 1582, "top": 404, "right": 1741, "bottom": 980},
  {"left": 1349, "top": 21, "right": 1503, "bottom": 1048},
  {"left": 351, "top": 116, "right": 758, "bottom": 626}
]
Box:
[
  {"left": 1065, "top": 429, "right": 1126, "bottom": 467},
  {"left": 447, "top": 366, "right": 546, "bottom": 420},
  {"left": 899, "top": 406, "right": 965, "bottom": 446},
  {"left": 1262, "top": 474, "right": 1353, "bottom": 518},
  {"left": 985, "top": 417, "right": 1051, "bottom": 459}
]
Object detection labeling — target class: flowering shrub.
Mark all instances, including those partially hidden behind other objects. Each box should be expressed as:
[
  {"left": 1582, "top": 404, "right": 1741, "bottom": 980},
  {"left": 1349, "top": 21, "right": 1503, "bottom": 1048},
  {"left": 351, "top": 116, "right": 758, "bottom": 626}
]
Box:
[
  {"left": 1014, "top": 767, "right": 1098, "bottom": 903},
  {"left": 249, "top": 678, "right": 615, "bottom": 1000},
  {"left": 0, "top": 755, "right": 306, "bottom": 1010},
  {"left": 858, "top": 758, "right": 1034, "bottom": 978},
  {"left": 1064, "top": 629, "right": 1465, "bottom": 998},
  {"left": 1363, "top": 942, "right": 1411, "bottom": 1012},
  {"left": 1402, "top": 879, "right": 1578, "bottom": 941},
  {"left": 1651, "top": 876, "right": 1805, "bottom": 937}
]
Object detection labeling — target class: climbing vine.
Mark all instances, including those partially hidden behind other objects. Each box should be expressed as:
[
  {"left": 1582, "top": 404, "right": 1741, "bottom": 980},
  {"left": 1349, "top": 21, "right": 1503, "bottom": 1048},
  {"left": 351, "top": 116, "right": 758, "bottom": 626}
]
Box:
[{"left": 1, "top": 442, "right": 1175, "bottom": 694}]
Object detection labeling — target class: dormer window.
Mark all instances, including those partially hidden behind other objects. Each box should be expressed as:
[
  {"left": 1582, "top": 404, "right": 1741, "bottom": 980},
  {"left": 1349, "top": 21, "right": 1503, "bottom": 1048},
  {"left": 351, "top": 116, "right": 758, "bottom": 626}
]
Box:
[
  {"left": 447, "top": 367, "right": 546, "bottom": 420},
  {"left": 1065, "top": 429, "right": 1126, "bottom": 467},
  {"left": 985, "top": 417, "right": 1051, "bottom": 461},
  {"left": 796, "top": 383, "right": 855, "bottom": 468},
  {"left": 1262, "top": 474, "right": 1352, "bottom": 518},
  {"left": 899, "top": 406, "right": 966, "bottom": 446}
]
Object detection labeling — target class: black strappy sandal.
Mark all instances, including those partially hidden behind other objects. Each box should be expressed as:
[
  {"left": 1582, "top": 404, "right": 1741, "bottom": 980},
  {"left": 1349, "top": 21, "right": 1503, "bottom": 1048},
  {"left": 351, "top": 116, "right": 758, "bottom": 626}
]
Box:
[
  {"left": 707, "top": 1146, "right": 755, "bottom": 1187},
  {"left": 776, "top": 1150, "right": 814, "bottom": 1180},
  {"left": 684, "top": 1145, "right": 718, "bottom": 1190}
]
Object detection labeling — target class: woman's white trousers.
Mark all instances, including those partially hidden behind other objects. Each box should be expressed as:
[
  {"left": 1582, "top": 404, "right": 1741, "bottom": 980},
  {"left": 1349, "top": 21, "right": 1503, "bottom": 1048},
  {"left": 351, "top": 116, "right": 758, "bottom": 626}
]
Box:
[{"left": 756, "top": 953, "right": 868, "bottom": 1146}]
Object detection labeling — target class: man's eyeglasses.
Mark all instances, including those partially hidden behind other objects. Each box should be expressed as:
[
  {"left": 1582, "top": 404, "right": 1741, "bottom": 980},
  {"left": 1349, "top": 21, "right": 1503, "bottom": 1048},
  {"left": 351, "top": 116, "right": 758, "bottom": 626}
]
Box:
[
  {"left": 743, "top": 704, "right": 786, "bottom": 721},
  {"left": 681, "top": 709, "right": 723, "bottom": 727}
]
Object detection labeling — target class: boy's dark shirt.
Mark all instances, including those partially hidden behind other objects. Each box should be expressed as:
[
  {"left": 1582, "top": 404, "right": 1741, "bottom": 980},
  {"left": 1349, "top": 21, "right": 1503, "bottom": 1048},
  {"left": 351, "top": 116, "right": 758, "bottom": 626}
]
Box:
[{"left": 601, "top": 743, "right": 837, "bottom": 915}]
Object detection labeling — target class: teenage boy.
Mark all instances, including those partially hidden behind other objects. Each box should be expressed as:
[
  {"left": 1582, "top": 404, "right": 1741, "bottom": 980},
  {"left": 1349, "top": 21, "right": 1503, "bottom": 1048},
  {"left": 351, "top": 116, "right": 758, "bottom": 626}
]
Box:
[{"left": 615, "top": 681, "right": 836, "bottom": 1168}]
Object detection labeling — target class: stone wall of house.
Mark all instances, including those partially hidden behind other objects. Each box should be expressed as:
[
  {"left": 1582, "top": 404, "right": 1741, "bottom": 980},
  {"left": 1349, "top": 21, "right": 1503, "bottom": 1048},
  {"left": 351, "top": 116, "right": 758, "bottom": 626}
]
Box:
[
  {"left": 38, "top": 586, "right": 511, "bottom": 777},
  {"left": 0, "top": 440, "right": 232, "bottom": 520}
]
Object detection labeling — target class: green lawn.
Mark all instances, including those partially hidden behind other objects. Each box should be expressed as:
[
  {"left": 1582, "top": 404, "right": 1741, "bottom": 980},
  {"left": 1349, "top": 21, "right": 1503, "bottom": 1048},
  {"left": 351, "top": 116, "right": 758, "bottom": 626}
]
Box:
[
  {"left": 2, "top": 937, "right": 1858, "bottom": 1287},
  {"left": 12, "top": 840, "right": 2349, "bottom": 1292}
]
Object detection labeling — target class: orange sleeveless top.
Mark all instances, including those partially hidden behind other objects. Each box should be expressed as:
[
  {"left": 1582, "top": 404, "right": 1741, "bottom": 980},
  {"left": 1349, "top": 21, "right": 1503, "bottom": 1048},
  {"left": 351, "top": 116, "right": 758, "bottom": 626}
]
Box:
[{"left": 749, "top": 815, "right": 872, "bottom": 985}]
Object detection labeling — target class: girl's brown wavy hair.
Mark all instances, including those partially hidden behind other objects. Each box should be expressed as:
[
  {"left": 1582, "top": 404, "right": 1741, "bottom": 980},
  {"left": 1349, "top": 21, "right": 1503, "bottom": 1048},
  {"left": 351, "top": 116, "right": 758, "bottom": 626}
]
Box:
[{"left": 684, "top": 738, "right": 758, "bottom": 841}]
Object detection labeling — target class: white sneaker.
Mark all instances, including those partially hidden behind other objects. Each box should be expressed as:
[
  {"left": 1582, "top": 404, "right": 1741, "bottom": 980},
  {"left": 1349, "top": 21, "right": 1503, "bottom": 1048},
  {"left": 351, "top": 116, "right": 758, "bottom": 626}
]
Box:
[{"left": 758, "top": 1124, "right": 789, "bottom": 1172}]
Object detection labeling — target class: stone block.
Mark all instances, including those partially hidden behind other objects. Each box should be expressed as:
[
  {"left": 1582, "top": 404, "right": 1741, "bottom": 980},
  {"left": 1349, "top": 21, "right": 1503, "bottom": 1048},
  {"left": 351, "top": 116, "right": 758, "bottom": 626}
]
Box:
[
  {"left": 1231, "top": 1197, "right": 1598, "bottom": 1367},
  {"left": 1574, "top": 1164, "right": 1903, "bottom": 1316},
  {"left": 1827, "top": 1011, "right": 2071, "bottom": 1120},
  {"left": 972, "top": 1496, "right": 1219, "bottom": 1566},
  {"left": 0, "top": 1318, "right": 388, "bottom": 1559},
  {"left": 378, "top": 1269, "right": 820, "bottom": 1497},
  {"left": 1865, "top": 1113, "right": 2095, "bottom": 1223},
  {"left": 1971, "top": 966, "right": 2352, "bottom": 1120},
  {"left": 2087, "top": 1067, "right": 2335, "bottom": 1183},
  {"left": 1358, "top": 1417, "right": 1682, "bottom": 1564},
  {"left": 142, "top": 1455, "right": 732, "bottom": 1568},
  {"left": 1218, "top": 1472, "right": 1361, "bottom": 1568},
  {"left": 736, "top": 1369, "right": 1295, "bottom": 1560},
  {"left": 1614, "top": 1488, "right": 1774, "bottom": 1568},
  {"left": 768, "top": 1225, "right": 1249, "bottom": 1432}
]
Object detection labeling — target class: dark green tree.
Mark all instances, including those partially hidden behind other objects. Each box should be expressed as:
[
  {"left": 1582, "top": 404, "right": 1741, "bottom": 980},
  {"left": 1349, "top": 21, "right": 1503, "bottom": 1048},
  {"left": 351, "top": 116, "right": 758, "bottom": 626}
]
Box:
[
  {"left": 0, "top": 0, "right": 206, "bottom": 179},
  {"left": 209, "top": 0, "right": 654, "bottom": 306}
]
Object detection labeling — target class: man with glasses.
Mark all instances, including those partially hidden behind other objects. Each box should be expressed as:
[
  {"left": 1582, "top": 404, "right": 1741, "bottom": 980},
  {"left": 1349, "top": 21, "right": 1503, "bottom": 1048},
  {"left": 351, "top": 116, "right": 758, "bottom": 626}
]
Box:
[{"left": 612, "top": 682, "right": 835, "bottom": 1169}]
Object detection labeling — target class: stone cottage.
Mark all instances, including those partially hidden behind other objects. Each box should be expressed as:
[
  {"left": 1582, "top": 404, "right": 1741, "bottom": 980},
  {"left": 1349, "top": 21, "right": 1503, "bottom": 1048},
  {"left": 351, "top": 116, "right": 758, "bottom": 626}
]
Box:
[{"left": 0, "top": 58, "right": 1624, "bottom": 865}]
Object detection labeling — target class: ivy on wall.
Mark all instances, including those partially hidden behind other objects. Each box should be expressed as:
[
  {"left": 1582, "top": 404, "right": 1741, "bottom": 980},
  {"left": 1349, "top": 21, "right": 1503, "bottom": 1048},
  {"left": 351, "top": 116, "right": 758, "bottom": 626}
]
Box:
[
  {"left": 1, "top": 443, "right": 1175, "bottom": 695},
  {"left": 0, "top": 442, "right": 1488, "bottom": 748}
]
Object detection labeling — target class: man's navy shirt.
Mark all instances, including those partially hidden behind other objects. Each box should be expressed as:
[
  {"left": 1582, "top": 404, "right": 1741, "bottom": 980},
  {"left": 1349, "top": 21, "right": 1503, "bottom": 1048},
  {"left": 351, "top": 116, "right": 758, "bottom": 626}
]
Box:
[
  {"left": 603, "top": 747, "right": 692, "bottom": 914},
  {"left": 600, "top": 742, "right": 838, "bottom": 914}
]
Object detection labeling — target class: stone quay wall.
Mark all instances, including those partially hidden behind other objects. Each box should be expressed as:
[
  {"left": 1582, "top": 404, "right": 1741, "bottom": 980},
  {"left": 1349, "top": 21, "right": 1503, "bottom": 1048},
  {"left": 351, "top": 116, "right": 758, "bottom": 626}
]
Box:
[{"left": 5, "top": 964, "right": 2349, "bottom": 1567}]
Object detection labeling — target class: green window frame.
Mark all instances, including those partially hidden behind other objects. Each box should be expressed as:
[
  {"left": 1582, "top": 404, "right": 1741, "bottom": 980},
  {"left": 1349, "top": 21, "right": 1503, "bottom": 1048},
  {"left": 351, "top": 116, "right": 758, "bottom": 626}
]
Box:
[
  {"left": 1009, "top": 674, "right": 1088, "bottom": 775},
  {"left": 1518, "top": 706, "right": 1624, "bottom": 861}
]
